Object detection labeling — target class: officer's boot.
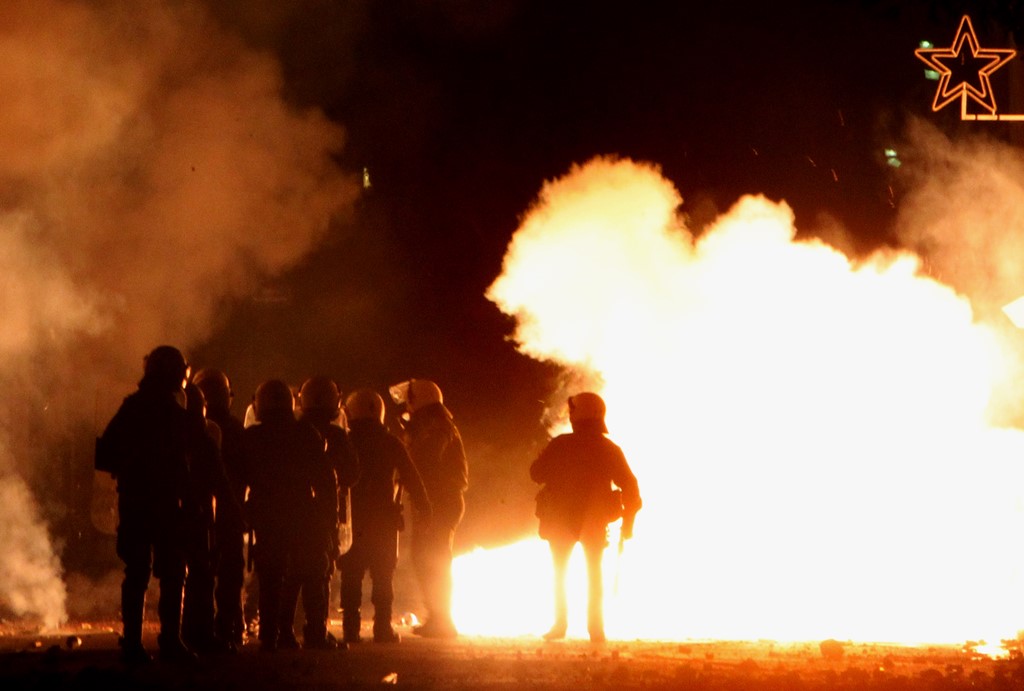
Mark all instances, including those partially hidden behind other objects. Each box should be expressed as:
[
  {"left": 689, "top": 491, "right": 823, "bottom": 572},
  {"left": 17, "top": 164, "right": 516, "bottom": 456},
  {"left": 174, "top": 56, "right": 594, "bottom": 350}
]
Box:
[
  {"left": 120, "top": 582, "right": 150, "bottom": 664},
  {"left": 587, "top": 603, "right": 605, "bottom": 644},
  {"left": 372, "top": 604, "right": 400, "bottom": 644},
  {"left": 543, "top": 580, "right": 569, "bottom": 641},
  {"left": 157, "top": 577, "right": 197, "bottom": 663},
  {"left": 342, "top": 610, "right": 361, "bottom": 645},
  {"left": 544, "top": 546, "right": 570, "bottom": 641},
  {"left": 340, "top": 569, "right": 363, "bottom": 645},
  {"left": 543, "top": 606, "right": 568, "bottom": 641},
  {"left": 585, "top": 546, "right": 605, "bottom": 644}
]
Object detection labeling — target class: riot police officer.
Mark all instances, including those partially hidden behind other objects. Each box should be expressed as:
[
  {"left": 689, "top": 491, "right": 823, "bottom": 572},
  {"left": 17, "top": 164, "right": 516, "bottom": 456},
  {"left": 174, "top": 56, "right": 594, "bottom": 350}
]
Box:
[
  {"left": 390, "top": 379, "right": 467, "bottom": 639},
  {"left": 180, "top": 383, "right": 243, "bottom": 654},
  {"left": 96, "top": 345, "right": 199, "bottom": 663},
  {"left": 191, "top": 368, "right": 248, "bottom": 648},
  {"left": 279, "top": 376, "right": 358, "bottom": 648},
  {"left": 341, "top": 389, "right": 430, "bottom": 644},
  {"left": 240, "top": 380, "right": 339, "bottom": 651},
  {"left": 530, "top": 392, "right": 642, "bottom": 643}
]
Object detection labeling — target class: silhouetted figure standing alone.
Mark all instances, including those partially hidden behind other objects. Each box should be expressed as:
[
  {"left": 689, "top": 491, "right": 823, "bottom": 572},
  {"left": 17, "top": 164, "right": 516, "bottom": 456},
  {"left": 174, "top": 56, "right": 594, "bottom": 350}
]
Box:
[{"left": 530, "top": 392, "right": 641, "bottom": 643}]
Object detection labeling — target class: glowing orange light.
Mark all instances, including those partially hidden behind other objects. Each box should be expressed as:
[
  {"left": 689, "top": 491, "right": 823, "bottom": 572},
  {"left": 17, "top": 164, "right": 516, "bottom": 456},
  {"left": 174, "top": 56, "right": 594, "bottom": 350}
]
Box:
[
  {"left": 915, "top": 15, "right": 1019, "bottom": 120},
  {"left": 455, "top": 156, "right": 1024, "bottom": 646}
]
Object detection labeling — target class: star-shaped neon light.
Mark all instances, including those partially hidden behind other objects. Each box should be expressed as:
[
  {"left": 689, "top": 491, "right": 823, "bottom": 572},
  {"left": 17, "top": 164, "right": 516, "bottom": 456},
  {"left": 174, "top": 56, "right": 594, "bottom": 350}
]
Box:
[{"left": 915, "top": 15, "right": 1016, "bottom": 115}]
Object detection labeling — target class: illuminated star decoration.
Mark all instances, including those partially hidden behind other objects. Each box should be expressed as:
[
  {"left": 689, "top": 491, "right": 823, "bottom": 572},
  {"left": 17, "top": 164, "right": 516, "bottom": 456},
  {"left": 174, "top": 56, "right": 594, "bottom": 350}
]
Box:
[{"left": 915, "top": 15, "right": 1016, "bottom": 115}]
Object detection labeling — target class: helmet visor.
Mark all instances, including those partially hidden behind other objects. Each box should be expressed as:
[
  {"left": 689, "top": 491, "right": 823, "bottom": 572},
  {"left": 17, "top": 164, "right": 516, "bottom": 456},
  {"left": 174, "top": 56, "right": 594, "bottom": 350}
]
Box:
[{"left": 389, "top": 380, "right": 411, "bottom": 406}]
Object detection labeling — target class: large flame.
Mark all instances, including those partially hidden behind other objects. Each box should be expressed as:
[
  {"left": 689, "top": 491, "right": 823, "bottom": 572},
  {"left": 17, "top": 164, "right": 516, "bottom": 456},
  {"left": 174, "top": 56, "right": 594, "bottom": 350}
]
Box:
[{"left": 453, "top": 156, "right": 1024, "bottom": 644}]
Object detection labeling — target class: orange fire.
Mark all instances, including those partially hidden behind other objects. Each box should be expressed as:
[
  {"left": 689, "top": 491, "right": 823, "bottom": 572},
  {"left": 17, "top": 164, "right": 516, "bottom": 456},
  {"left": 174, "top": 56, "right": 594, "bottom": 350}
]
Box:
[{"left": 452, "top": 156, "right": 1024, "bottom": 645}]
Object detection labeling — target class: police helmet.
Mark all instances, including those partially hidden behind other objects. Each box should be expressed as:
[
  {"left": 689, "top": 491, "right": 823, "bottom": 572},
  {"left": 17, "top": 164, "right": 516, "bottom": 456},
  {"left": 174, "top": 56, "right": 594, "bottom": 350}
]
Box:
[
  {"left": 389, "top": 379, "right": 443, "bottom": 413},
  {"left": 568, "top": 392, "right": 608, "bottom": 432},
  {"left": 193, "top": 368, "right": 232, "bottom": 413},
  {"left": 298, "top": 376, "right": 341, "bottom": 416},
  {"left": 142, "top": 345, "right": 190, "bottom": 392},
  {"left": 345, "top": 388, "right": 386, "bottom": 424},
  {"left": 253, "top": 379, "right": 295, "bottom": 422}
]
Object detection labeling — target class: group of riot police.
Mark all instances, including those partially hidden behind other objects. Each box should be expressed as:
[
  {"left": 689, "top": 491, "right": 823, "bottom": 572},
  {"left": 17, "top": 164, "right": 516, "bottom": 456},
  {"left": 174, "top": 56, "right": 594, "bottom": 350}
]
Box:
[
  {"left": 97, "top": 344, "right": 641, "bottom": 663},
  {"left": 96, "top": 345, "right": 467, "bottom": 663}
]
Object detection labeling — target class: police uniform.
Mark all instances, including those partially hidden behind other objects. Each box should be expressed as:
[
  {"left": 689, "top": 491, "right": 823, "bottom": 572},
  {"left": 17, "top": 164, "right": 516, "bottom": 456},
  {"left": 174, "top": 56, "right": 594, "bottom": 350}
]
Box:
[
  {"left": 241, "top": 400, "right": 338, "bottom": 650},
  {"left": 342, "top": 414, "right": 430, "bottom": 643},
  {"left": 530, "top": 396, "right": 641, "bottom": 643}
]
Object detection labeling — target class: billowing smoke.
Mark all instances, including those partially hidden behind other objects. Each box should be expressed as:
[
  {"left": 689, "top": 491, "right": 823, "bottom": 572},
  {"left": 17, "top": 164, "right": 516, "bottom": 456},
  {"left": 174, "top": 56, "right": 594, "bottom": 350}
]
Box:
[
  {"left": 0, "top": 470, "right": 67, "bottom": 629},
  {"left": 894, "top": 119, "right": 1024, "bottom": 425},
  {"left": 0, "top": 0, "right": 357, "bottom": 628},
  {"left": 466, "top": 153, "right": 1024, "bottom": 643},
  {"left": 895, "top": 120, "right": 1024, "bottom": 314}
]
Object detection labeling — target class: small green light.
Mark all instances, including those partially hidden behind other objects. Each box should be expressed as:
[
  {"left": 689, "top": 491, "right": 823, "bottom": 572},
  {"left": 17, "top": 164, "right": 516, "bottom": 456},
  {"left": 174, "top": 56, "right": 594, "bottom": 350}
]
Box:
[
  {"left": 924, "top": 69, "right": 940, "bottom": 81},
  {"left": 919, "top": 40, "right": 933, "bottom": 49}
]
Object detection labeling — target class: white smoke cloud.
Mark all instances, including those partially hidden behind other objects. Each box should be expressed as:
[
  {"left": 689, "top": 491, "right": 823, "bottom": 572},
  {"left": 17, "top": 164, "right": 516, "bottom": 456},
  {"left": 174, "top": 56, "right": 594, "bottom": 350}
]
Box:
[
  {"left": 895, "top": 119, "right": 1024, "bottom": 312},
  {"left": 0, "top": 212, "right": 109, "bottom": 358},
  {"left": 488, "top": 156, "right": 690, "bottom": 370},
  {"left": 0, "top": 0, "right": 358, "bottom": 627},
  {"left": 894, "top": 118, "right": 1024, "bottom": 425},
  {"left": 0, "top": 469, "right": 67, "bottom": 629}
]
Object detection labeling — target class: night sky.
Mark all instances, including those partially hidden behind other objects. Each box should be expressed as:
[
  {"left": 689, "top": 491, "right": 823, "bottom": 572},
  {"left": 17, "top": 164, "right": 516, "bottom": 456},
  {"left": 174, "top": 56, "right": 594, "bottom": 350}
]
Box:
[{"left": 185, "top": 0, "right": 1024, "bottom": 548}]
